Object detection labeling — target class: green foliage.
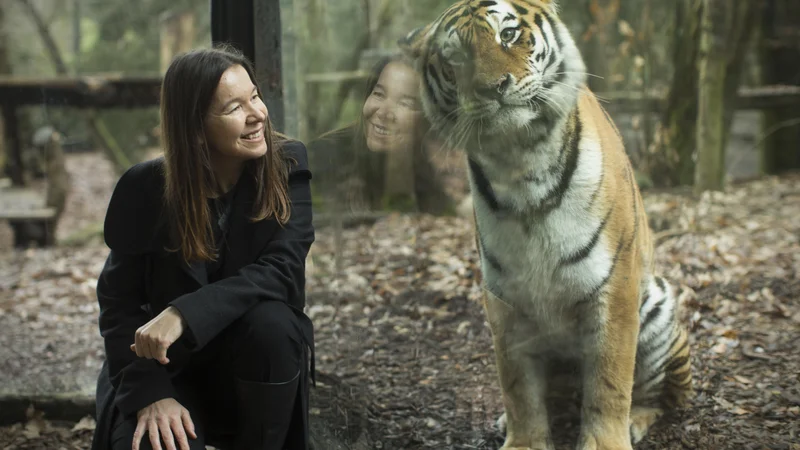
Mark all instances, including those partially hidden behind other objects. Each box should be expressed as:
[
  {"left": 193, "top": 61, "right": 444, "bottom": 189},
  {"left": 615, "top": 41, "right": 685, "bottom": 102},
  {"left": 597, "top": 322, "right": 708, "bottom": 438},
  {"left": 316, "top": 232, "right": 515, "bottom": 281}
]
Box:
[{"left": 80, "top": 0, "right": 210, "bottom": 73}]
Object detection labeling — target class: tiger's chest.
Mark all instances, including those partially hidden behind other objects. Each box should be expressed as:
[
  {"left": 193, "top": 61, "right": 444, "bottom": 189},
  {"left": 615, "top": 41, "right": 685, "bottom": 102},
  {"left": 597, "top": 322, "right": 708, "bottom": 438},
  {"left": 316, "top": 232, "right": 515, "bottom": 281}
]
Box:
[
  {"left": 478, "top": 211, "right": 609, "bottom": 306},
  {"left": 470, "top": 139, "right": 612, "bottom": 336}
]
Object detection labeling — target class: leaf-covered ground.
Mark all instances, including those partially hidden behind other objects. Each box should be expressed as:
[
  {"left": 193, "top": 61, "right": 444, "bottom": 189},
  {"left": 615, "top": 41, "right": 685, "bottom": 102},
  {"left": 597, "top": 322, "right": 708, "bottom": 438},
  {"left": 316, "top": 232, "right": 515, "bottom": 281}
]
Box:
[{"left": 1, "top": 152, "right": 798, "bottom": 449}]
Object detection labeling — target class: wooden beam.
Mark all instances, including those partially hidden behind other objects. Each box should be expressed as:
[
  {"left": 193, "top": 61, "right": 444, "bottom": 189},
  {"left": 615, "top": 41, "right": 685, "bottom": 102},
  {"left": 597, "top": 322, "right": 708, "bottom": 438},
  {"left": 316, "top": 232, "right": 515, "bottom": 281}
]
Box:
[
  {"left": 600, "top": 85, "right": 800, "bottom": 113},
  {"left": 0, "top": 74, "right": 799, "bottom": 114},
  {"left": 302, "top": 70, "right": 371, "bottom": 84},
  {"left": 0, "top": 74, "right": 161, "bottom": 108},
  {"left": 0, "top": 208, "right": 55, "bottom": 220}
]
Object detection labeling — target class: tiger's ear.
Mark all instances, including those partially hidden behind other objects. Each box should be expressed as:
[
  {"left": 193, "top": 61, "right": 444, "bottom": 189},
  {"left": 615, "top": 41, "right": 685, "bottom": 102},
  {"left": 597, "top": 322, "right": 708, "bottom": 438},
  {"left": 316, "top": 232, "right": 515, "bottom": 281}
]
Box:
[
  {"left": 397, "top": 24, "right": 433, "bottom": 61},
  {"left": 536, "top": 0, "right": 560, "bottom": 14}
]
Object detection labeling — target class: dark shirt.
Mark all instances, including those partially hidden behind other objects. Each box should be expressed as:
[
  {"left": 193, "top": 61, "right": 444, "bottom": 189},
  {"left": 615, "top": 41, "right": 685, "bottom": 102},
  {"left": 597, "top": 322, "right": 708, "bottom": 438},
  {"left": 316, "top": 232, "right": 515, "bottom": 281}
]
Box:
[{"left": 206, "top": 183, "right": 239, "bottom": 283}]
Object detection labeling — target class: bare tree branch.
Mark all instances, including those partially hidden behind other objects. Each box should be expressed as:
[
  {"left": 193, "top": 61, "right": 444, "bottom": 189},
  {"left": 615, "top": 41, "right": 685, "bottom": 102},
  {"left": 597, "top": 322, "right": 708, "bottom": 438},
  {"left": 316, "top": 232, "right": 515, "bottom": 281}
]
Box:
[{"left": 15, "top": 0, "right": 68, "bottom": 75}]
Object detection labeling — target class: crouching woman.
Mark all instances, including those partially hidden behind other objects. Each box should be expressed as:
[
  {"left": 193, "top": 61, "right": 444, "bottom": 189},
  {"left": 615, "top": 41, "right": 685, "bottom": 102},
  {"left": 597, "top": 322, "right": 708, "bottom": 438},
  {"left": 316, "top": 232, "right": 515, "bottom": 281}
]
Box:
[{"left": 90, "top": 45, "right": 315, "bottom": 450}]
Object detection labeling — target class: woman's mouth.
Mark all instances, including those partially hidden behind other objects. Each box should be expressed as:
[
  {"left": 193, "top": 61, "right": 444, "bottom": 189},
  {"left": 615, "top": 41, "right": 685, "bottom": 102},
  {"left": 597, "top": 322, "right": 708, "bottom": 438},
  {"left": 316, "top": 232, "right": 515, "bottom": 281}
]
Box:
[
  {"left": 242, "top": 129, "right": 263, "bottom": 141},
  {"left": 371, "top": 123, "right": 391, "bottom": 136}
]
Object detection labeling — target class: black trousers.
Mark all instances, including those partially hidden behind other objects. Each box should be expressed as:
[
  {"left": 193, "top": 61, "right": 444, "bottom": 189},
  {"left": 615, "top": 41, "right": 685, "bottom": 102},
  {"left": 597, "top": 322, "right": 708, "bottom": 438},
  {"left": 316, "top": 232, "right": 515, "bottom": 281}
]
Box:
[{"left": 109, "top": 301, "right": 304, "bottom": 450}]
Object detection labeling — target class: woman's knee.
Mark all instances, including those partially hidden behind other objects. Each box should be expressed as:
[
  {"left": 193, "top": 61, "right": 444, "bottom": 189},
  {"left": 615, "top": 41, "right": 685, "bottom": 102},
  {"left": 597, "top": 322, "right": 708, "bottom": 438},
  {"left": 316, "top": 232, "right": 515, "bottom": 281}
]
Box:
[{"left": 232, "top": 302, "right": 303, "bottom": 358}]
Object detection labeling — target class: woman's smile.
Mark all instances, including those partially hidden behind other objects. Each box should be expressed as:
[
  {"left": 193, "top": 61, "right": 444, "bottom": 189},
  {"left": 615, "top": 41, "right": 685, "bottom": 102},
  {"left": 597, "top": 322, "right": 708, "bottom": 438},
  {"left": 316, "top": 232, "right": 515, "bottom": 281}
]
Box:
[
  {"left": 241, "top": 127, "right": 264, "bottom": 142},
  {"left": 371, "top": 122, "right": 392, "bottom": 136}
]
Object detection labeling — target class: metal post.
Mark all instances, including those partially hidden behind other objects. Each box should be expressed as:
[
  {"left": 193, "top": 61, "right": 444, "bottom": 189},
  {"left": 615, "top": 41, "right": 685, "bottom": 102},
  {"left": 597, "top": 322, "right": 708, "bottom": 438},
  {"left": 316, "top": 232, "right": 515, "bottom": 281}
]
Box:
[
  {"left": 253, "top": 0, "right": 285, "bottom": 133},
  {"left": 211, "top": 0, "right": 286, "bottom": 134}
]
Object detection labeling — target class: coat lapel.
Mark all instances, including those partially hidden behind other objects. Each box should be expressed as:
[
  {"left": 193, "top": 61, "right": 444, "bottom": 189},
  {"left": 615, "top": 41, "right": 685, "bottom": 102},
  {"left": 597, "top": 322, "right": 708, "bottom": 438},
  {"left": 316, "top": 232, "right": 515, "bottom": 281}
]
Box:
[
  {"left": 223, "top": 173, "right": 279, "bottom": 277},
  {"left": 185, "top": 259, "right": 209, "bottom": 286}
]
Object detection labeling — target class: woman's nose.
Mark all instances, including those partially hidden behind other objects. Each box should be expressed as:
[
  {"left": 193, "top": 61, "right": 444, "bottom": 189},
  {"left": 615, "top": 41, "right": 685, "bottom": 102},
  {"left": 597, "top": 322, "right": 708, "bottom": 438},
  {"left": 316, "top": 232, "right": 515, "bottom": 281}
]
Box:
[
  {"left": 247, "top": 103, "right": 267, "bottom": 121},
  {"left": 377, "top": 105, "right": 396, "bottom": 122}
]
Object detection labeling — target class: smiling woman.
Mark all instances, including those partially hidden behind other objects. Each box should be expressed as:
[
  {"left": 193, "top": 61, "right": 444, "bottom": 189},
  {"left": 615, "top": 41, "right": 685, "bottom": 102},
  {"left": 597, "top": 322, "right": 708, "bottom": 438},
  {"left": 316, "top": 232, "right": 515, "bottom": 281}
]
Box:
[
  {"left": 91, "top": 44, "right": 315, "bottom": 450},
  {"left": 203, "top": 65, "right": 270, "bottom": 191}
]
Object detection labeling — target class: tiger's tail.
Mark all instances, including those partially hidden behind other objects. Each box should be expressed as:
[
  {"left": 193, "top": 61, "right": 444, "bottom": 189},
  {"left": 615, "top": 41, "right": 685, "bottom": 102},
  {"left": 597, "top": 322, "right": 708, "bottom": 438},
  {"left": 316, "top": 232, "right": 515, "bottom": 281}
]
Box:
[{"left": 633, "top": 275, "right": 693, "bottom": 409}]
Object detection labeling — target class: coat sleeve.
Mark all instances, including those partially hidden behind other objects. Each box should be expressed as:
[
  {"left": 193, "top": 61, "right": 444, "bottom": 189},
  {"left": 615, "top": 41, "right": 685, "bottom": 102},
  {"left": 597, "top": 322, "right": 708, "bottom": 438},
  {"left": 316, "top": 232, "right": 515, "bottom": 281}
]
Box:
[
  {"left": 97, "top": 161, "right": 178, "bottom": 418},
  {"left": 169, "top": 142, "right": 315, "bottom": 350}
]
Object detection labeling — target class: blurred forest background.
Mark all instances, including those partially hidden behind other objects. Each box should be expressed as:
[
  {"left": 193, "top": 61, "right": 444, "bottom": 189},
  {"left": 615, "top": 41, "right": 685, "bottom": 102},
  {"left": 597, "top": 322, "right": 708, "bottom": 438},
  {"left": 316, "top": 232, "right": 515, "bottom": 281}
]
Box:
[
  {"left": 1, "top": 0, "right": 798, "bottom": 207},
  {"left": 1, "top": 1, "right": 800, "bottom": 449}
]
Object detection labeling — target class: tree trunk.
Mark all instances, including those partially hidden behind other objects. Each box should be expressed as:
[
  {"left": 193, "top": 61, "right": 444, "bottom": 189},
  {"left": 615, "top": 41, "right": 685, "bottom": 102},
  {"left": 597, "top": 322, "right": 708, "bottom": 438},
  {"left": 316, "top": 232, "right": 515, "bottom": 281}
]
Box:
[
  {"left": 645, "top": 0, "right": 703, "bottom": 187},
  {"left": 301, "top": 0, "right": 324, "bottom": 137},
  {"left": 159, "top": 10, "right": 195, "bottom": 74},
  {"left": 695, "top": 0, "right": 727, "bottom": 192},
  {"left": 695, "top": 0, "right": 763, "bottom": 193},
  {"left": 0, "top": 2, "right": 26, "bottom": 186},
  {"left": 758, "top": 0, "right": 800, "bottom": 175},
  {"left": 584, "top": 0, "right": 621, "bottom": 92}
]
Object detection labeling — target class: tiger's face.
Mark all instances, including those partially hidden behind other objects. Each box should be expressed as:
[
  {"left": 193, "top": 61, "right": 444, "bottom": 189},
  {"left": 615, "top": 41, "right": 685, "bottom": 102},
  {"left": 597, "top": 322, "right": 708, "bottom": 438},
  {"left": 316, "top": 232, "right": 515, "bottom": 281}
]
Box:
[{"left": 399, "top": 0, "right": 586, "bottom": 138}]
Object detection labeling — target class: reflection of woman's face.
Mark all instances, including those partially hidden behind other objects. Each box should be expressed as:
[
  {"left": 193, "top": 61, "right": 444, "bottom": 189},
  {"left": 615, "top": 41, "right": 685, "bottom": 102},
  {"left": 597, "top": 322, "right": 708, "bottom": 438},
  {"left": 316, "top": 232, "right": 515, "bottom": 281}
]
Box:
[{"left": 362, "top": 61, "right": 424, "bottom": 153}]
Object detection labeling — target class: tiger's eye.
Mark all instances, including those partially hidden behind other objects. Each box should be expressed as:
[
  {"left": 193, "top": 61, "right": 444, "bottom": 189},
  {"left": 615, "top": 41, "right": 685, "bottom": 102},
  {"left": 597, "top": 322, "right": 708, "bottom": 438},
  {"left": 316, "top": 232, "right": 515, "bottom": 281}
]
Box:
[
  {"left": 500, "top": 28, "right": 516, "bottom": 43},
  {"left": 450, "top": 51, "right": 467, "bottom": 65}
]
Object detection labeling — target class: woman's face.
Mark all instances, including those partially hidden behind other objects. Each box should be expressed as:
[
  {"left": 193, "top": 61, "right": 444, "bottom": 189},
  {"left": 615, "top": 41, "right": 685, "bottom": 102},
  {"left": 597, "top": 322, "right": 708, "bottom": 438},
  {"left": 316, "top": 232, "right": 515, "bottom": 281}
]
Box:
[
  {"left": 204, "top": 64, "right": 269, "bottom": 163},
  {"left": 362, "top": 61, "right": 425, "bottom": 153}
]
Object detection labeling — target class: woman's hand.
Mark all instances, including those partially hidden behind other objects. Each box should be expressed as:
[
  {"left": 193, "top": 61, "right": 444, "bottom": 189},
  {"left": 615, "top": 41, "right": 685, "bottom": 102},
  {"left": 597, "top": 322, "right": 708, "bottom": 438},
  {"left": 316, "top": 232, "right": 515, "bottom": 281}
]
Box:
[
  {"left": 130, "top": 306, "right": 185, "bottom": 365},
  {"left": 133, "top": 397, "right": 197, "bottom": 450}
]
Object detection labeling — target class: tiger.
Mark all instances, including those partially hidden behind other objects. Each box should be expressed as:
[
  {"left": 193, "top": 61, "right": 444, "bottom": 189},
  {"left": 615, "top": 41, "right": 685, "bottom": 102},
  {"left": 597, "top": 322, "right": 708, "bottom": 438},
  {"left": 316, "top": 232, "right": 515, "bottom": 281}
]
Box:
[{"left": 397, "top": 1, "right": 692, "bottom": 449}]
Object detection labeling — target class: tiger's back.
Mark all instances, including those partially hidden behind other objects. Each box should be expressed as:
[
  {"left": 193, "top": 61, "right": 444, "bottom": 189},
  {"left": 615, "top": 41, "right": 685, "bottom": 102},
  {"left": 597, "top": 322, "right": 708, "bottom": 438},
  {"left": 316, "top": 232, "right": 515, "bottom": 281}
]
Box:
[{"left": 400, "top": 1, "right": 691, "bottom": 448}]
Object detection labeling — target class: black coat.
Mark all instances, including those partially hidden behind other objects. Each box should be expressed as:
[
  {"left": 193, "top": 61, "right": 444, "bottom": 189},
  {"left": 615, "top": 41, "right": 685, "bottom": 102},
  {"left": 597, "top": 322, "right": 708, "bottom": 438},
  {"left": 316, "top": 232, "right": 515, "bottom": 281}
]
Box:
[{"left": 90, "top": 141, "right": 315, "bottom": 450}]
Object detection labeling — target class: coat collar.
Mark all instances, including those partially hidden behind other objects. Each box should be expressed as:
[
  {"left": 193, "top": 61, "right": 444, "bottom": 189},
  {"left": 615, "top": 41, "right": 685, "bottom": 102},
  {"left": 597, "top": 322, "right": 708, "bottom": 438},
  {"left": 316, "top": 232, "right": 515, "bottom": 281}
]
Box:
[{"left": 179, "top": 170, "right": 279, "bottom": 287}]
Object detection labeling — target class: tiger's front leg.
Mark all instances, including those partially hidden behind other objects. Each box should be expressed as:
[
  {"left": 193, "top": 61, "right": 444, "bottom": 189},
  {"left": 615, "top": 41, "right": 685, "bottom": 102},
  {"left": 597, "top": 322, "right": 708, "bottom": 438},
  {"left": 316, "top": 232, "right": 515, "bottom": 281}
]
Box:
[
  {"left": 576, "top": 285, "right": 639, "bottom": 450},
  {"left": 483, "top": 292, "right": 555, "bottom": 450}
]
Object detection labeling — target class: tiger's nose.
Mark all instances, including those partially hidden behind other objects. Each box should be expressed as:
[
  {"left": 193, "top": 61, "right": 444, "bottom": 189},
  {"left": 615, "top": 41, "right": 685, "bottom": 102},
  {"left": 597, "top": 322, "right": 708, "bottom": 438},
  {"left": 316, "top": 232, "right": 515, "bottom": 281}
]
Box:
[{"left": 476, "top": 74, "right": 511, "bottom": 100}]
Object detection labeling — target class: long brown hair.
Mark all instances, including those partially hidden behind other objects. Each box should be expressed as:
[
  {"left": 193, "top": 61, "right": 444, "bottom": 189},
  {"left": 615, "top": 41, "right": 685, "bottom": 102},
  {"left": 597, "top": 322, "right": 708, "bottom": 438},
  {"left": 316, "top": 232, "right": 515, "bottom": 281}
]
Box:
[{"left": 160, "top": 44, "right": 291, "bottom": 263}]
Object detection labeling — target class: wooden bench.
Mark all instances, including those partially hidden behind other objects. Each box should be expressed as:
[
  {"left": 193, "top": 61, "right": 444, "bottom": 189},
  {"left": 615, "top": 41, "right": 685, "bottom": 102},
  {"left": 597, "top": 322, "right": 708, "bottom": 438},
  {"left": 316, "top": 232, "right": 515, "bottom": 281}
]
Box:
[{"left": 0, "top": 182, "right": 59, "bottom": 248}]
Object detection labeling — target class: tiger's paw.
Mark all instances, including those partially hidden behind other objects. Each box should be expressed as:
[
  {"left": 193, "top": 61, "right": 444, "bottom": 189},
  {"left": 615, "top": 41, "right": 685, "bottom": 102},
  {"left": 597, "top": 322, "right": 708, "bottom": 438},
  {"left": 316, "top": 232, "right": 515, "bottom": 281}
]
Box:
[
  {"left": 500, "top": 445, "right": 554, "bottom": 450},
  {"left": 576, "top": 431, "right": 633, "bottom": 450},
  {"left": 629, "top": 406, "right": 663, "bottom": 444},
  {"left": 499, "top": 435, "right": 555, "bottom": 450},
  {"left": 496, "top": 412, "right": 507, "bottom": 434}
]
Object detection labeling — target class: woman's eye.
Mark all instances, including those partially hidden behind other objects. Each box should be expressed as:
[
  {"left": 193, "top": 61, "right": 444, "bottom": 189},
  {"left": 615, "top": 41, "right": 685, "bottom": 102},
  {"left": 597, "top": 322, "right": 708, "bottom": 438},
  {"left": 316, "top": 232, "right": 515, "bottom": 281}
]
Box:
[
  {"left": 229, "top": 105, "right": 242, "bottom": 113},
  {"left": 500, "top": 28, "right": 517, "bottom": 43}
]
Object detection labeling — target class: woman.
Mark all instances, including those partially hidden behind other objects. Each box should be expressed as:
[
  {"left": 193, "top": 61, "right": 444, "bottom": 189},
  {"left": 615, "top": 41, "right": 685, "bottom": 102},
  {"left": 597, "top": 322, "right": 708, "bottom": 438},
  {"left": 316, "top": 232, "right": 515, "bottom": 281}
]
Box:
[
  {"left": 308, "top": 55, "right": 452, "bottom": 215},
  {"left": 91, "top": 45, "right": 315, "bottom": 450}
]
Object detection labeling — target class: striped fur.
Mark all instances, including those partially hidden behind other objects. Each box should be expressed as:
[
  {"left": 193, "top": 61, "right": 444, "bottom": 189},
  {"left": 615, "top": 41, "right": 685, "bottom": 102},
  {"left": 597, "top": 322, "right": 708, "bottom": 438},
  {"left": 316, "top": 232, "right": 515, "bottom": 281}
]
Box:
[{"left": 399, "top": 1, "right": 692, "bottom": 449}]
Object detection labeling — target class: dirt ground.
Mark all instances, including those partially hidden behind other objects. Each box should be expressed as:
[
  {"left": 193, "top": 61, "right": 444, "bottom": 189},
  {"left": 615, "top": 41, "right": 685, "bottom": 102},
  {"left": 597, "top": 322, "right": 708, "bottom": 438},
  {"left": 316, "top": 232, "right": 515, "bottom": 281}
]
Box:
[{"left": 1, "top": 151, "right": 799, "bottom": 450}]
